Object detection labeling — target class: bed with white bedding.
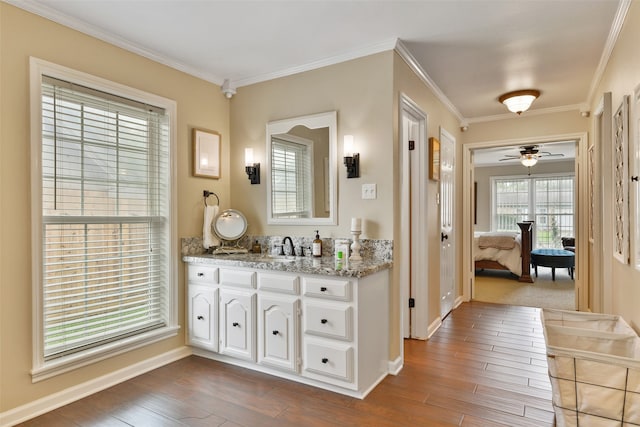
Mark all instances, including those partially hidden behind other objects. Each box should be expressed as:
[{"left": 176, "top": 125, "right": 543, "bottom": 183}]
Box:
[{"left": 474, "top": 222, "right": 534, "bottom": 282}]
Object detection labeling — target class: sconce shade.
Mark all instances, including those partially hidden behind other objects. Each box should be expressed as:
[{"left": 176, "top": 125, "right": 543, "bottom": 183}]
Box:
[
  {"left": 343, "top": 135, "right": 354, "bottom": 157},
  {"left": 520, "top": 153, "right": 538, "bottom": 167},
  {"left": 245, "top": 148, "right": 254, "bottom": 166},
  {"left": 499, "top": 89, "right": 540, "bottom": 115}
]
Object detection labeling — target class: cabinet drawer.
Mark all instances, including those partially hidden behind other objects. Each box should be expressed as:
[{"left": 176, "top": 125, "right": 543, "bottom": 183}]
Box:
[
  {"left": 304, "top": 339, "right": 354, "bottom": 383},
  {"left": 258, "top": 273, "right": 300, "bottom": 295},
  {"left": 304, "top": 302, "right": 352, "bottom": 341},
  {"left": 303, "top": 277, "right": 351, "bottom": 301},
  {"left": 220, "top": 268, "right": 256, "bottom": 289},
  {"left": 188, "top": 265, "right": 218, "bottom": 284}
]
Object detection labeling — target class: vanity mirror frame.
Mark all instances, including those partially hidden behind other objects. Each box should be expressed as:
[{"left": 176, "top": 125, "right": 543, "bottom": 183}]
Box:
[{"left": 266, "top": 111, "right": 337, "bottom": 225}]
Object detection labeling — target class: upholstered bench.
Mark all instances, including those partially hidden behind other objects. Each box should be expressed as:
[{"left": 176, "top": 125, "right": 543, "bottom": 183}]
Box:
[{"left": 531, "top": 248, "right": 575, "bottom": 281}]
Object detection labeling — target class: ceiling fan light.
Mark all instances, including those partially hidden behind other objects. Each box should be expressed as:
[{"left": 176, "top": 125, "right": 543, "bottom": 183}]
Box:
[
  {"left": 520, "top": 153, "right": 538, "bottom": 167},
  {"left": 499, "top": 90, "right": 541, "bottom": 115}
]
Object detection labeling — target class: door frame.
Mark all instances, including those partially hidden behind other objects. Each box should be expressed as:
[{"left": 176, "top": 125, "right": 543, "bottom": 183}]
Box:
[
  {"left": 462, "top": 132, "right": 589, "bottom": 310},
  {"left": 399, "top": 94, "right": 430, "bottom": 339}
]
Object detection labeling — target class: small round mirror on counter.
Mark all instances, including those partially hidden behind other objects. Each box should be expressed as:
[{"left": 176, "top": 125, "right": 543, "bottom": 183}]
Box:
[{"left": 212, "top": 209, "right": 249, "bottom": 254}]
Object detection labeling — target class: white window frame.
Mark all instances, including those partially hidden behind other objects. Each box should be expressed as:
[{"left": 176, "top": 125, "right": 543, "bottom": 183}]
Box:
[
  {"left": 491, "top": 172, "right": 575, "bottom": 248},
  {"left": 29, "top": 58, "right": 178, "bottom": 382}
]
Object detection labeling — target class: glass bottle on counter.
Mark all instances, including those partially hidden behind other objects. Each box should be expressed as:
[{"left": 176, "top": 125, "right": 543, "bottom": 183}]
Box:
[{"left": 312, "top": 230, "right": 322, "bottom": 257}]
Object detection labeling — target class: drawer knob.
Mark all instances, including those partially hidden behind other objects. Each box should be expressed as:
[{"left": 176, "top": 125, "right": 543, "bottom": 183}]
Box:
[
  {"left": 272, "top": 330, "right": 279, "bottom": 335},
  {"left": 321, "top": 358, "right": 329, "bottom": 364},
  {"left": 321, "top": 319, "right": 328, "bottom": 324},
  {"left": 197, "top": 272, "right": 204, "bottom": 277},
  {"left": 232, "top": 322, "right": 240, "bottom": 327},
  {"left": 320, "top": 286, "right": 327, "bottom": 292},
  {"left": 197, "top": 315, "right": 204, "bottom": 320}
]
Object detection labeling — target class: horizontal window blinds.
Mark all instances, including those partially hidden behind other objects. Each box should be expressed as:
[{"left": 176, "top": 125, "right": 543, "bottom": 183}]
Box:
[
  {"left": 271, "top": 137, "right": 312, "bottom": 218},
  {"left": 41, "top": 76, "right": 170, "bottom": 359}
]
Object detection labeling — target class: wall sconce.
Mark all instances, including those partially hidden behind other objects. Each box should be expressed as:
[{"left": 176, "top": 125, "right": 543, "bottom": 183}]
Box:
[
  {"left": 343, "top": 135, "right": 360, "bottom": 178},
  {"left": 244, "top": 148, "right": 260, "bottom": 184}
]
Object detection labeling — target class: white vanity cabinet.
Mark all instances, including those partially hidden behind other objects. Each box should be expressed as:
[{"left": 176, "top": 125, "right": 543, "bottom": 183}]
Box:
[
  {"left": 219, "top": 288, "right": 256, "bottom": 361},
  {"left": 186, "top": 265, "right": 219, "bottom": 352},
  {"left": 185, "top": 260, "right": 389, "bottom": 398},
  {"left": 257, "top": 272, "right": 301, "bottom": 373}
]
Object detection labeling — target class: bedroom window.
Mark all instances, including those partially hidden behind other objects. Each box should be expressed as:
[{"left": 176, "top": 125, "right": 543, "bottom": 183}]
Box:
[
  {"left": 270, "top": 135, "right": 314, "bottom": 218},
  {"left": 491, "top": 174, "right": 575, "bottom": 248},
  {"left": 31, "top": 59, "right": 178, "bottom": 381}
]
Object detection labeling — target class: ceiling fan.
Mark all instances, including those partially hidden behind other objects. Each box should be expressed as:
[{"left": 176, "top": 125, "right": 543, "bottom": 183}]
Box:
[{"left": 499, "top": 145, "right": 565, "bottom": 167}]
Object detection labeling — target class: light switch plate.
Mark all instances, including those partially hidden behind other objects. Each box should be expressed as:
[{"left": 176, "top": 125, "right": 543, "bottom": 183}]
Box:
[{"left": 362, "top": 183, "right": 377, "bottom": 199}]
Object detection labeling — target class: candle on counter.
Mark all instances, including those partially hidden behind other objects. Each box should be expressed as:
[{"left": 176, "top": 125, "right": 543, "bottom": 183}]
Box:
[{"left": 351, "top": 217, "right": 362, "bottom": 232}]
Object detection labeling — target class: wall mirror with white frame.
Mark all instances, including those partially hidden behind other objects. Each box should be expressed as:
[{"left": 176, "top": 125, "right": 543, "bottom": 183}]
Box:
[{"left": 266, "top": 111, "right": 337, "bottom": 225}]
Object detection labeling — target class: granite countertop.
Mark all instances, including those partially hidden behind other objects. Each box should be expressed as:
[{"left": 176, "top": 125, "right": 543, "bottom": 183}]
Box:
[{"left": 182, "top": 252, "right": 392, "bottom": 279}]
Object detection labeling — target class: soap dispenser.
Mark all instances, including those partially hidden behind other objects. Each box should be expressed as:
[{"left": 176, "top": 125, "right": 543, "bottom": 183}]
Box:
[{"left": 312, "top": 230, "right": 322, "bottom": 257}]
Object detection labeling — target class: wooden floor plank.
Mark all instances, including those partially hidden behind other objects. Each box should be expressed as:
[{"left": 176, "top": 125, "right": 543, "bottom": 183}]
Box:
[{"left": 17, "top": 301, "right": 555, "bottom": 426}]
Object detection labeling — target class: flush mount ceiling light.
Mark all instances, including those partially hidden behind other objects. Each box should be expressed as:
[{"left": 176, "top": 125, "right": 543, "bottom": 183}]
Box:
[{"left": 498, "top": 89, "right": 541, "bottom": 115}]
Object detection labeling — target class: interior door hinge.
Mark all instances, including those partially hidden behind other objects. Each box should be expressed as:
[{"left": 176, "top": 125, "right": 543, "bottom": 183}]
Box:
[
  {"left": 409, "top": 298, "right": 415, "bottom": 308},
  {"left": 408, "top": 140, "right": 415, "bottom": 151}
]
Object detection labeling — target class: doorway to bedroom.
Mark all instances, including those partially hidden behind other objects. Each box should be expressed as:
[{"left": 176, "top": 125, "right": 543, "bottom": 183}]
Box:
[{"left": 467, "top": 139, "right": 579, "bottom": 310}]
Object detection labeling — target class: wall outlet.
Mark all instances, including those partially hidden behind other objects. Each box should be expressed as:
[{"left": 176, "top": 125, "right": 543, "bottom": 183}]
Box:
[{"left": 362, "top": 183, "right": 377, "bottom": 199}]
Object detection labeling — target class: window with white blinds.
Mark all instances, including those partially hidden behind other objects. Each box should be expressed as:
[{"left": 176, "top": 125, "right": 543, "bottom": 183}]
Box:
[
  {"left": 491, "top": 174, "right": 575, "bottom": 248},
  {"left": 270, "top": 136, "right": 313, "bottom": 218},
  {"left": 38, "top": 74, "right": 173, "bottom": 362}
]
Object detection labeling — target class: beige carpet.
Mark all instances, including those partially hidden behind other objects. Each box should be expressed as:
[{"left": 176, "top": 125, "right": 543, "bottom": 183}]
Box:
[{"left": 474, "top": 267, "right": 575, "bottom": 310}]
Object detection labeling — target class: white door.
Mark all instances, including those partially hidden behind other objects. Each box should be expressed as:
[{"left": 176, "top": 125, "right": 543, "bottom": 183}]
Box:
[
  {"left": 439, "top": 128, "right": 456, "bottom": 319},
  {"left": 400, "top": 96, "right": 428, "bottom": 339}
]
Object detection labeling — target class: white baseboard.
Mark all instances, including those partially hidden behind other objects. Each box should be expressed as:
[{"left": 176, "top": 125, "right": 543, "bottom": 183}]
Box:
[
  {"left": 426, "top": 317, "right": 442, "bottom": 339},
  {"left": 0, "top": 346, "right": 192, "bottom": 427},
  {"left": 454, "top": 296, "right": 465, "bottom": 308},
  {"left": 387, "top": 356, "right": 403, "bottom": 375}
]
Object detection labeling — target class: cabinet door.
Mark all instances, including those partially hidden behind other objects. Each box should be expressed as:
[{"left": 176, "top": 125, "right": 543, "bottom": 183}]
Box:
[
  {"left": 188, "top": 285, "right": 218, "bottom": 352},
  {"left": 258, "top": 295, "right": 300, "bottom": 372},
  {"left": 219, "top": 289, "right": 256, "bottom": 361}
]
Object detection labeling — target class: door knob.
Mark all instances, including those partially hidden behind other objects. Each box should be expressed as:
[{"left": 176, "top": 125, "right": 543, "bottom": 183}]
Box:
[
  {"left": 232, "top": 322, "right": 239, "bottom": 327},
  {"left": 321, "top": 358, "right": 329, "bottom": 364},
  {"left": 272, "top": 330, "right": 279, "bottom": 335},
  {"left": 321, "top": 319, "right": 328, "bottom": 324},
  {"left": 197, "top": 315, "right": 204, "bottom": 320},
  {"left": 441, "top": 232, "right": 449, "bottom": 242}
]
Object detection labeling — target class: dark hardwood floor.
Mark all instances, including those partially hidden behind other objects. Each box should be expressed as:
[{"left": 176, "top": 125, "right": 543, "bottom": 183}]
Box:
[{"left": 18, "top": 302, "right": 554, "bottom": 426}]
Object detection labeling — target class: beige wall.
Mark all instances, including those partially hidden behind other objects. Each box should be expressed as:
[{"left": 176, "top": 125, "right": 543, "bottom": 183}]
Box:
[
  {"left": 463, "top": 110, "right": 589, "bottom": 143},
  {"left": 392, "top": 53, "right": 463, "bottom": 336},
  {"left": 590, "top": 1, "right": 640, "bottom": 329},
  {"left": 0, "top": 4, "right": 230, "bottom": 412},
  {"left": 474, "top": 160, "right": 575, "bottom": 231},
  {"left": 229, "top": 52, "right": 395, "bottom": 240}
]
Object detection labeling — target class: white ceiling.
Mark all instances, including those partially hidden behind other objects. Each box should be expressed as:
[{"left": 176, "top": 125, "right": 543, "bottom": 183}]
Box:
[{"left": 10, "top": 0, "right": 623, "bottom": 122}]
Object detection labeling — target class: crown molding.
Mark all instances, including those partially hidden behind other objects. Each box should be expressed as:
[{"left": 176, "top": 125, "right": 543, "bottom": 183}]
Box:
[
  {"left": 586, "top": 0, "right": 632, "bottom": 107},
  {"left": 231, "top": 38, "right": 398, "bottom": 88},
  {"left": 466, "top": 103, "right": 584, "bottom": 124},
  {"left": 394, "top": 39, "right": 465, "bottom": 123},
  {"left": 5, "top": 0, "right": 225, "bottom": 85}
]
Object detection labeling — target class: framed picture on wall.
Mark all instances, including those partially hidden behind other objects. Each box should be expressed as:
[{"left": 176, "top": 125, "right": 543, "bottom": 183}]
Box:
[
  {"left": 193, "top": 128, "right": 221, "bottom": 179},
  {"left": 429, "top": 137, "right": 440, "bottom": 181}
]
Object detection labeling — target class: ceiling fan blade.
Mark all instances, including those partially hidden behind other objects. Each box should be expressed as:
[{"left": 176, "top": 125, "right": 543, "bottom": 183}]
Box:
[{"left": 540, "top": 153, "right": 565, "bottom": 157}]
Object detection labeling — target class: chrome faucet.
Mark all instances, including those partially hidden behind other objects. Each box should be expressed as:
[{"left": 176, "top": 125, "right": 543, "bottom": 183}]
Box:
[{"left": 282, "top": 236, "right": 294, "bottom": 256}]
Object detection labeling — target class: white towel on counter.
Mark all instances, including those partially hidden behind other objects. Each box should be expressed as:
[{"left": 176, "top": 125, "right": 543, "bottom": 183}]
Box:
[{"left": 203, "top": 205, "right": 220, "bottom": 249}]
